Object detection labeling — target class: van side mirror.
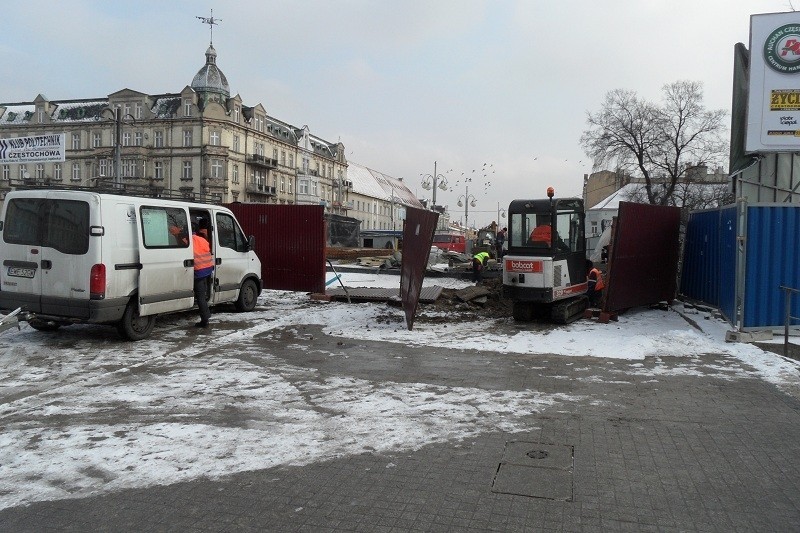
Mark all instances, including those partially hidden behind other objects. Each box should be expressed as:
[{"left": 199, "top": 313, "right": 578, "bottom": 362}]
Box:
[{"left": 248, "top": 235, "right": 256, "bottom": 251}]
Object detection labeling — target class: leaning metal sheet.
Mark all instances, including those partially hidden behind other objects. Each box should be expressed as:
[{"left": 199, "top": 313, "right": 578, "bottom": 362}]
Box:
[
  {"left": 604, "top": 202, "right": 681, "bottom": 313},
  {"left": 399, "top": 207, "right": 439, "bottom": 330}
]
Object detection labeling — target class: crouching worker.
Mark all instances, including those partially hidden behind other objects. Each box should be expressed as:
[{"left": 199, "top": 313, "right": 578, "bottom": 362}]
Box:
[
  {"left": 192, "top": 222, "right": 214, "bottom": 328},
  {"left": 586, "top": 259, "right": 605, "bottom": 308},
  {"left": 472, "top": 251, "right": 491, "bottom": 284}
]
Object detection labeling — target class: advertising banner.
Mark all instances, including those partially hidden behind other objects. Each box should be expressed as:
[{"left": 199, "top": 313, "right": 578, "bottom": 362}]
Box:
[
  {"left": 746, "top": 12, "right": 800, "bottom": 152},
  {"left": 0, "top": 133, "right": 66, "bottom": 163}
]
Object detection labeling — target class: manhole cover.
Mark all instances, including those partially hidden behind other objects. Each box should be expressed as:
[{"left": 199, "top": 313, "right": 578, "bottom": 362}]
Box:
[{"left": 526, "top": 450, "right": 549, "bottom": 459}]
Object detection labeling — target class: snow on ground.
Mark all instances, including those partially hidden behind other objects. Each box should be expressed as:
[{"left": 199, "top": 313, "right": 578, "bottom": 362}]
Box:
[{"left": 0, "top": 272, "right": 797, "bottom": 510}]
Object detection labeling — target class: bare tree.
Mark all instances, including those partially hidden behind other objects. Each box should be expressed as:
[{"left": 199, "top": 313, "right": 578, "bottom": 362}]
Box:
[{"left": 581, "top": 81, "right": 728, "bottom": 206}]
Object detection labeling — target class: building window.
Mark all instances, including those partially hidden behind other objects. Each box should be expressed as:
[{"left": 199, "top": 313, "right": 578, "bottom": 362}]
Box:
[
  {"left": 123, "top": 132, "right": 131, "bottom": 146},
  {"left": 182, "top": 161, "right": 192, "bottom": 180},
  {"left": 311, "top": 181, "right": 318, "bottom": 196},
  {"left": 232, "top": 164, "right": 239, "bottom": 184},
  {"left": 211, "top": 159, "right": 223, "bottom": 178},
  {"left": 183, "top": 130, "right": 192, "bottom": 147},
  {"left": 232, "top": 135, "right": 240, "bottom": 152},
  {"left": 1, "top": 165, "right": 9, "bottom": 181},
  {"left": 154, "top": 130, "right": 164, "bottom": 148},
  {"left": 289, "top": 154, "right": 294, "bottom": 168},
  {"left": 37, "top": 109, "right": 44, "bottom": 123},
  {"left": 93, "top": 132, "right": 101, "bottom": 148},
  {"left": 134, "top": 132, "right": 143, "bottom": 146},
  {"left": 35, "top": 163, "right": 44, "bottom": 179},
  {"left": 281, "top": 151, "right": 286, "bottom": 166},
  {"left": 124, "top": 104, "right": 131, "bottom": 117},
  {"left": 135, "top": 103, "right": 142, "bottom": 119},
  {"left": 184, "top": 99, "right": 192, "bottom": 117},
  {"left": 122, "top": 159, "right": 132, "bottom": 177},
  {"left": 210, "top": 131, "right": 220, "bottom": 146},
  {"left": 71, "top": 162, "right": 81, "bottom": 181},
  {"left": 288, "top": 176, "right": 293, "bottom": 194},
  {"left": 255, "top": 142, "right": 264, "bottom": 156},
  {"left": 234, "top": 106, "right": 240, "bottom": 122},
  {"left": 54, "top": 164, "right": 61, "bottom": 180},
  {"left": 280, "top": 176, "right": 285, "bottom": 193},
  {"left": 99, "top": 159, "right": 108, "bottom": 177},
  {"left": 273, "top": 148, "right": 279, "bottom": 160},
  {"left": 72, "top": 133, "right": 80, "bottom": 150},
  {"left": 19, "top": 164, "right": 27, "bottom": 179},
  {"left": 154, "top": 161, "right": 163, "bottom": 180}
]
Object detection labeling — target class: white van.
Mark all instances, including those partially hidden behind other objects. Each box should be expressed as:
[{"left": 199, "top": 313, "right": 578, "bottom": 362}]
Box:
[{"left": 0, "top": 189, "right": 262, "bottom": 340}]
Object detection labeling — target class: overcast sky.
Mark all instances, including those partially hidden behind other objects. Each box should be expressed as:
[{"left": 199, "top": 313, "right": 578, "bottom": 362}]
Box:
[{"left": 0, "top": 1, "right": 790, "bottom": 228}]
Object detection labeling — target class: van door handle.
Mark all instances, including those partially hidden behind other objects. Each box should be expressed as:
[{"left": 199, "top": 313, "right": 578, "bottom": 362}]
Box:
[
  {"left": 216, "top": 258, "right": 221, "bottom": 265},
  {"left": 41, "top": 260, "right": 52, "bottom": 270},
  {"left": 184, "top": 259, "right": 193, "bottom": 267}
]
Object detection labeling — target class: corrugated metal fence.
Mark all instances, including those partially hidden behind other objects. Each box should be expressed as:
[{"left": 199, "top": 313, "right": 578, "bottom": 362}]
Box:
[
  {"left": 225, "top": 203, "right": 326, "bottom": 294},
  {"left": 681, "top": 203, "right": 800, "bottom": 330}
]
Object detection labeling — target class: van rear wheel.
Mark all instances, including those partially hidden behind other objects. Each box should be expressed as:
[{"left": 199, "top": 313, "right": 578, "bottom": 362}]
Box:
[
  {"left": 29, "top": 319, "right": 61, "bottom": 332},
  {"left": 235, "top": 279, "right": 258, "bottom": 312},
  {"left": 117, "top": 301, "right": 156, "bottom": 340}
]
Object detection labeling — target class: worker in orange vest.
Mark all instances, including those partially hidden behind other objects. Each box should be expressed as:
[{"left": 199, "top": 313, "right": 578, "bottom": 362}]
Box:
[
  {"left": 586, "top": 260, "right": 605, "bottom": 308},
  {"left": 529, "top": 222, "right": 552, "bottom": 245},
  {"left": 192, "top": 222, "right": 214, "bottom": 328}
]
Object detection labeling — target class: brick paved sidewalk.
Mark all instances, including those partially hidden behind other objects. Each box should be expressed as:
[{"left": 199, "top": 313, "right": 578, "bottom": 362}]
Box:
[{"left": 1, "top": 326, "right": 799, "bottom": 532}]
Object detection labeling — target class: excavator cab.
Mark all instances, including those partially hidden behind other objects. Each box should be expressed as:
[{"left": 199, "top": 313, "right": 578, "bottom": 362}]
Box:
[{"left": 503, "top": 196, "right": 588, "bottom": 323}]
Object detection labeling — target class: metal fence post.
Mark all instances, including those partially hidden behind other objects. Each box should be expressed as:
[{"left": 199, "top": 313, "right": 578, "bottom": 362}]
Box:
[{"left": 780, "top": 285, "right": 799, "bottom": 358}]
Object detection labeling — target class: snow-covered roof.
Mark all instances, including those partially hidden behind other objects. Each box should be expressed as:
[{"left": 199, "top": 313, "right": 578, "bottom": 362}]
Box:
[
  {"left": 1, "top": 104, "right": 34, "bottom": 124},
  {"left": 346, "top": 161, "right": 423, "bottom": 208},
  {"left": 590, "top": 183, "right": 641, "bottom": 210},
  {"left": 52, "top": 100, "right": 107, "bottom": 122},
  {"left": 347, "top": 161, "right": 388, "bottom": 200}
]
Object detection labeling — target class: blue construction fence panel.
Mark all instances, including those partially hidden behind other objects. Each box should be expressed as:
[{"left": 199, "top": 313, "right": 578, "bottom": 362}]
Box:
[
  {"left": 680, "top": 206, "right": 737, "bottom": 323},
  {"left": 718, "top": 206, "right": 738, "bottom": 322},
  {"left": 681, "top": 209, "right": 722, "bottom": 306},
  {"left": 743, "top": 205, "right": 800, "bottom": 329}
]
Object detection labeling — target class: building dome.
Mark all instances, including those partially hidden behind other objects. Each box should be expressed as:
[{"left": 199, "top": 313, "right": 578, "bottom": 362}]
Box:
[{"left": 191, "top": 45, "right": 230, "bottom": 99}]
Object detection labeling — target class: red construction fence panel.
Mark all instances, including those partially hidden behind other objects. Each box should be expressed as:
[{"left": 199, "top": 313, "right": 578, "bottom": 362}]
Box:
[
  {"left": 225, "top": 203, "right": 326, "bottom": 293},
  {"left": 400, "top": 207, "right": 439, "bottom": 330}
]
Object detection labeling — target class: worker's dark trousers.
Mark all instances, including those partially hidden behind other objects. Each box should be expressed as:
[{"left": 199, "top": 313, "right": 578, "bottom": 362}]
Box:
[
  {"left": 472, "top": 259, "right": 483, "bottom": 283},
  {"left": 194, "top": 275, "right": 212, "bottom": 325}
]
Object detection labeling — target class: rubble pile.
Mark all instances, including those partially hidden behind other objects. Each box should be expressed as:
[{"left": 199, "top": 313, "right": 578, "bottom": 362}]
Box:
[{"left": 422, "top": 278, "right": 512, "bottom": 320}]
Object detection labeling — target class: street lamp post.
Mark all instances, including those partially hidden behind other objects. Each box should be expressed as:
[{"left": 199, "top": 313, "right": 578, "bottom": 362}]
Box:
[
  {"left": 420, "top": 160, "right": 448, "bottom": 210},
  {"left": 497, "top": 202, "right": 506, "bottom": 227},
  {"left": 457, "top": 185, "right": 477, "bottom": 232}
]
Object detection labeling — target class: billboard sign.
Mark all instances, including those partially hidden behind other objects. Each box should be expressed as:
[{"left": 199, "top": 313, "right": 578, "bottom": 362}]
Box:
[
  {"left": 746, "top": 12, "right": 800, "bottom": 153},
  {"left": 0, "top": 133, "right": 66, "bottom": 163}
]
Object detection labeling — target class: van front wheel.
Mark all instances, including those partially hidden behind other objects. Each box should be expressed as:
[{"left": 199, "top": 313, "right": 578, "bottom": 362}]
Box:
[
  {"left": 235, "top": 279, "right": 258, "bottom": 312},
  {"left": 117, "top": 301, "right": 156, "bottom": 340}
]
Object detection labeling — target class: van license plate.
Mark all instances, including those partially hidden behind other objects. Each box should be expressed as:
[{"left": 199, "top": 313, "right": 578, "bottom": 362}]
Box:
[{"left": 7, "top": 267, "right": 36, "bottom": 278}]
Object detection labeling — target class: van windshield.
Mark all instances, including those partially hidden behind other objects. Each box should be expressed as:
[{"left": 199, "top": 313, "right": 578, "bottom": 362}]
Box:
[{"left": 3, "top": 198, "right": 90, "bottom": 254}]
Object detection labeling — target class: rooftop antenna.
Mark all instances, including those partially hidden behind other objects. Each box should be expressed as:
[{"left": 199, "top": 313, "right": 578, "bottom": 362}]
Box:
[{"left": 196, "top": 9, "right": 221, "bottom": 45}]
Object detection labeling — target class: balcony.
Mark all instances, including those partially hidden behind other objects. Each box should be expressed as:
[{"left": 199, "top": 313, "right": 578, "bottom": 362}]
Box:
[
  {"left": 245, "top": 183, "right": 277, "bottom": 196},
  {"left": 247, "top": 154, "right": 278, "bottom": 169}
]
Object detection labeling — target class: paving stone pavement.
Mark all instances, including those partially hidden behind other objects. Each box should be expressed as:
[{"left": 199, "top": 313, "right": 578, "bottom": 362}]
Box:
[{"left": 1, "top": 324, "right": 799, "bottom": 532}]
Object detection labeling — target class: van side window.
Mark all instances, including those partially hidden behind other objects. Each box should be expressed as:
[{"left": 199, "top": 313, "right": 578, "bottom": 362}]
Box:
[
  {"left": 141, "top": 206, "right": 189, "bottom": 248},
  {"left": 216, "top": 213, "right": 247, "bottom": 252},
  {"left": 4, "top": 198, "right": 90, "bottom": 254}
]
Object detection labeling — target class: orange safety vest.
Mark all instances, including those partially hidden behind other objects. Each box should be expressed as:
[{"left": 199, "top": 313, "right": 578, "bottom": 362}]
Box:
[
  {"left": 589, "top": 267, "right": 605, "bottom": 291},
  {"left": 530, "top": 224, "right": 551, "bottom": 243},
  {"left": 192, "top": 234, "right": 214, "bottom": 272}
]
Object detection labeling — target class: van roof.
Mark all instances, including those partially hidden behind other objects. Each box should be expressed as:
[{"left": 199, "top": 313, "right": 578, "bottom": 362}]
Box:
[{"left": 8, "top": 180, "right": 221, "bottom": 205}]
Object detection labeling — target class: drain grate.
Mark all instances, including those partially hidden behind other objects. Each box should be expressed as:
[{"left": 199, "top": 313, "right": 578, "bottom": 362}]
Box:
[
  {"left": 526, "top": 449, "right": 549, "bottom": 460},
  {"left": 491, "top": 441, "right": 574, "bottom": 501}
]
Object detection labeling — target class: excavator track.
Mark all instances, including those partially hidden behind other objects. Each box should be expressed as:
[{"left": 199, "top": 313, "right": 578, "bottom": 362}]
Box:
[{"left": 550, "top": 295, "right": 589, "bottom": 324}]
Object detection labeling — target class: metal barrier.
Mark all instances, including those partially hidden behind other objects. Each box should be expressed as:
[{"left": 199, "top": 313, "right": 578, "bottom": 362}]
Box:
[{"left": 780, "top": 285, "right": 800, "bottom": 357}]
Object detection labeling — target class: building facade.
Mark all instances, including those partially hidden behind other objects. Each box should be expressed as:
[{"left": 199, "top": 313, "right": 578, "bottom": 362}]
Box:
[{"left": 0, "top": 45, "right": 349, "bottom": 211}]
